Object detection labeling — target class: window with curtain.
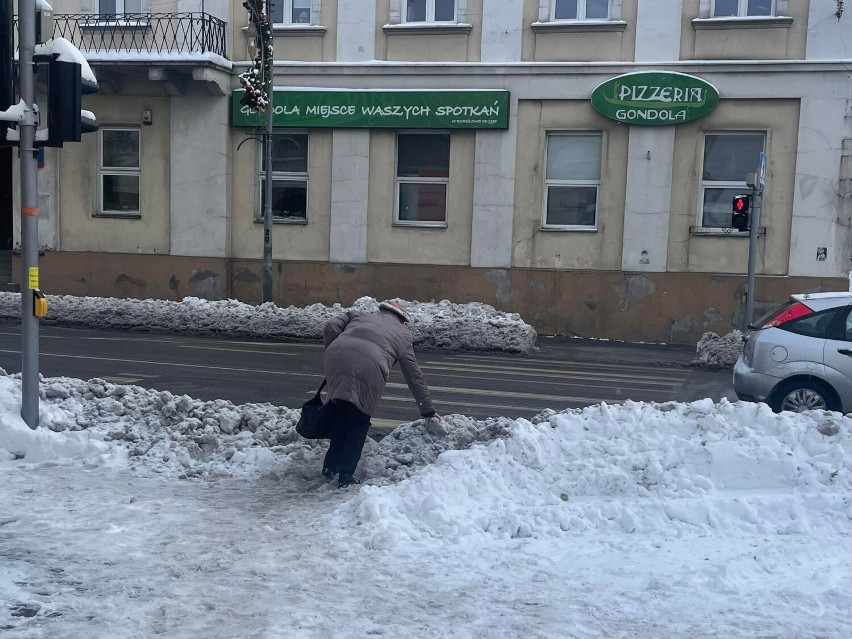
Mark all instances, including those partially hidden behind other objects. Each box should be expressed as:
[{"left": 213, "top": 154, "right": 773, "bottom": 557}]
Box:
[
  {"left": 700, "top": 132, "right": 765, "bottom": 227},
  {"left": 100, "top": 129, "right": 141, "bottom": 216},
  {"left": 395, "top": 133, "right": 450, "bottom": 226},
  {"left": 260, "top": 133, "right": 309, "bottom": 222},
  {"left": 543, "top": 133, "right": 602, "bottom": 228},
  {"left": 271, "top": 0, "right": 313, "bottom": 24}
]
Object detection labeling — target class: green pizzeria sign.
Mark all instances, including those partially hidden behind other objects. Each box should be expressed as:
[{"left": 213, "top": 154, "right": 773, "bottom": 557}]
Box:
[
  {"left": 591, "top": 71, "right": 719, "bottom": 126},
  {"left": 231, "top": 90, "right": 510, "bottom": 129}
]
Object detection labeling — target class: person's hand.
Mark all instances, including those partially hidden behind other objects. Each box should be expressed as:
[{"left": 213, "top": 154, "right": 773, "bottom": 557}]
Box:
[{"left": 422, "top": 413, "right": 447, "bottom": 436}]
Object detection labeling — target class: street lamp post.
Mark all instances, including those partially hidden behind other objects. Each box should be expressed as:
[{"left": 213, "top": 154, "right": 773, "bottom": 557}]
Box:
[{"left": 239, "top": 0, "right": 274, "bottom": 304}]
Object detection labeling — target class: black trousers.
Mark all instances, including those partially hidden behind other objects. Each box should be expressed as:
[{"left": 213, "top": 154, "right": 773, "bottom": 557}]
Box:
[{"left": 322, "top": 400, "right": 372, "bottom": 479}]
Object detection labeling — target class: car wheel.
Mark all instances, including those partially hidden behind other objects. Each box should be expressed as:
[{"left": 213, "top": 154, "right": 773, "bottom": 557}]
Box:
[{"left": 770, "top": 379, "right": 841, "bottom": 413}]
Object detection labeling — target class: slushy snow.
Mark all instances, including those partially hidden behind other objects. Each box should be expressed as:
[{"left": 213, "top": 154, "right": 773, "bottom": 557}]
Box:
[{"left": 0, "top": 295, "right": 850, "bottom": 637}]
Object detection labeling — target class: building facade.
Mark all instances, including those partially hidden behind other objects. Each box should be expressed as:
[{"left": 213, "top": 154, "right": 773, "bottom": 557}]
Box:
[{"left": 7, "top": 0, "right": 852, "bottom": 342}]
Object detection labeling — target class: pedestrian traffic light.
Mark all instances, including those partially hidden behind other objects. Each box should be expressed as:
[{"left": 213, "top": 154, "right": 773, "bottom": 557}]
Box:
[
  {"left": 44, "top": 57, "right": 98, "bottom": 148},
  {"left": 731, "top": 194, "right": 750, "bottom": 231}
]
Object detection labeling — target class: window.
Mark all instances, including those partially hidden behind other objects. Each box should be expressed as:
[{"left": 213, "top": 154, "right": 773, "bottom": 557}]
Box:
[
  {"left": 98, "top": 0, "right": 143, "bottom": 16},
  {"left": 781, "top": 309, "right": 839, "bottom": 339},
  {"left": 844, "top": 308, "right": 852, "bottom": 342},
  {"left": 405, "top": 0, "right": 456, "bottom": 22},
  {"left": 396, "top": 133, "right": 450, "bottom": 226},
  {"left": 712, "top": 0, "right": 773, "bottom": 17},
  {"left": 700, "top": 132, "right": 765, "bottom": 228},
  {"left": 552, "top": 0, "right": 610, "bottom": 20},
  {"left": 543, "top": 133, "right": 602, "bottom": 229},
  {"left": 271, "top": 0, "right": 313, "bottom": 25},
  {"left": 260, "top": 133, "right": 309, "bottom": 222},
  {"left": 100, "top": 129, "right": 140, "bottom": 216}
]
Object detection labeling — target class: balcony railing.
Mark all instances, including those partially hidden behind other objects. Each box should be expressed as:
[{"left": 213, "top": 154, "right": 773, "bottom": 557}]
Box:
[{"left": 15, "top": 13, "right": 227, "bottom": 58}]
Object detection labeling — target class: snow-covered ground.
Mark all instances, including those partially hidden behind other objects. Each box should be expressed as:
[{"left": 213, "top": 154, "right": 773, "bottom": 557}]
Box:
[{"left": 0, "top": 294, "right": 850, "bottom": 637}]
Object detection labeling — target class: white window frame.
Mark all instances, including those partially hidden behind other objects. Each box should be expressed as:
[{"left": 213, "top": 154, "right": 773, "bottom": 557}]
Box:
[
  {"left": 710, "top": 0, "right": 777, "bottom": 17},
  {"left": 539, "top": 0, "right": 621, "bottom": 21},
  {"left": 99, "top": 128, "right": 141, "bottom": 217},
  {"left": 394, "top": 131, "right": 450, "bottom": 228},
  {"left": 400, "top": 0, "right": 458, "bottom": 23},
  {"left": 542, "top": 132, "right": 602, "bottom": 231},
  {"left": 550, "top": 0, "right": 611, "bottom": 21},
  {"left": 259, "top": 132, "right": 310, "bottom": 223},
  {"left": 270, "top": 0, "right": 320, "bottom": 26},
  {"left": 97, "top": 0, "right": 144, "bottom": 15},
  {"left": 698, "top": 131, "right": 766, "bottom": 229}
]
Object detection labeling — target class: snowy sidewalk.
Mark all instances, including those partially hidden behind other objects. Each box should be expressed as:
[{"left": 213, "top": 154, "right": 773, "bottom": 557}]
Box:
[{"left": 0, "top": 293, "right": 849, "bottom": 637}]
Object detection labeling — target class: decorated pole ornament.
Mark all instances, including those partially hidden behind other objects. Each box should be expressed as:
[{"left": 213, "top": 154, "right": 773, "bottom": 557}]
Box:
[{"left": 239, "top": 0, "right": 273, "bottom": 113}]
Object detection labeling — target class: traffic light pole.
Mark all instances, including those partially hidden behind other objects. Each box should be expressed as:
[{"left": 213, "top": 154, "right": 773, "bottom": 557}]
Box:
[
  {"left": 18, "top": 0, "right": 40, "bottom": 428},
  {"left": 744, "top": 188, "right": 762, "bottom": 332}
]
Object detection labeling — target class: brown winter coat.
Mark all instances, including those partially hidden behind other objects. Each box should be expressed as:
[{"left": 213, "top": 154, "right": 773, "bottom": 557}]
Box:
[{"left": 322, "top": 309, "right": 435, "bottom": 418}]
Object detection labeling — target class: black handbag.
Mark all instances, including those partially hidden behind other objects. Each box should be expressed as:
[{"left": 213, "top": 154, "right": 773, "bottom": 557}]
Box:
[{"left": 296, "top": 380, "right": 331, "bottom": 439}]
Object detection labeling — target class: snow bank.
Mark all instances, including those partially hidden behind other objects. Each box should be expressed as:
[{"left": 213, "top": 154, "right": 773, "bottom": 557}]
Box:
[
  {"left": 0, "top": 376, "right": 111, "bottom": 464},
  {"left": 336, "top": 400, "right": 851, "bottom": 549},
  {"left": 4, "top": 372, "right": 514, "bottom": 483},
  {"left": 0, "top": 293, "right": 536, "bottom": 353},
  {"left": 693, "top": 330, "right": 744, "bottom": 368}
]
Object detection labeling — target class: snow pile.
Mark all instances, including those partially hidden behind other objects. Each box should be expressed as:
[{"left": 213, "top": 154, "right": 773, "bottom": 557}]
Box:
[
  {"left": 336, "top": 400, "right": 851, "bottom": 549},
  {"left": 359, "top": 414, "right": 515, "bottom": 484},
  {"left": 692, "top": 329, "right": 744, "bottom": 368},
  {"left": 0, "top": 377, "right": 111, "bottom": 465},
  {"left": 0, "top": 293, "right": 536, "bottom": 353},
  {"left": 3, "top": 373, "right": 518, "bottom": 483},
  {"left": 25, "top": 374, "right": 322, "bottom": 480}
]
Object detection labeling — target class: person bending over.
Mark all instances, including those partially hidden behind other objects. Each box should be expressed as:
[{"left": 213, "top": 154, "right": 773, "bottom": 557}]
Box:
[{"left": 321, "top": 299, "right": 438, "bottom": 487}]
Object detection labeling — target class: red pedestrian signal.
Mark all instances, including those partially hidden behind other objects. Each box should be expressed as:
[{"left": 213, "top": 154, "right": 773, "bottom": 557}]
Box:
[{"left": 731, "top": 194, "right": 751, "bottom": 231}]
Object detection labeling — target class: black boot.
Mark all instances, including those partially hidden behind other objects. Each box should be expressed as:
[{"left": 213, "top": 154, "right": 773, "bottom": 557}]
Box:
[
  {"left": 322, "top": 467, "right": 336, "bottom": 479},
  {"left": 338, "top": 475, "right": 361, "bottom": 488}
]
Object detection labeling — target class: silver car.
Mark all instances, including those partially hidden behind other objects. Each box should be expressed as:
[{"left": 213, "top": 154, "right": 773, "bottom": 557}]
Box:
[{"left": 733, "top": 292, "right": 852, "bottom": 413}]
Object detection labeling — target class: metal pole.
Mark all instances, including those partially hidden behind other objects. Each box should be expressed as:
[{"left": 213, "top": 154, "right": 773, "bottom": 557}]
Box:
[
  {"left": 261, "top": 20, "right": 273, "bottom": 303},
  {"left": 1, "top": 0, "right": 16, "bottom": 289},
  {"left": 18, "top": 0, "right": 39, "bottom": 428},
  {"left": 744, "top": 189, "right": 762, "bottom": 332}
]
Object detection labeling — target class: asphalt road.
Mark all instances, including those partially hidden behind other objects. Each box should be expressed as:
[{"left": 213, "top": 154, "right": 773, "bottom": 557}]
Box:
[{"left": 0, "top": 321, "right": 735, "bottom": 436}]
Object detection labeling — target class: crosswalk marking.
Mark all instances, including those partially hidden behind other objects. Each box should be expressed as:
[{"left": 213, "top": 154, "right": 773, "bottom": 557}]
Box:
[
  {"left": 100, "top": 375, "right": 145, "bottom": 385},
  {"left": 378, "top": 394, "right": 603, "bottom": 413},
  {"left": 419, "top": 362, "right": 682, "bottom": 386},
  {"left": 384, "top": 382, "right": 621, "bottom": 404},
  {"left": 443, "top": 353, "right": 684, "bottom": 372}
]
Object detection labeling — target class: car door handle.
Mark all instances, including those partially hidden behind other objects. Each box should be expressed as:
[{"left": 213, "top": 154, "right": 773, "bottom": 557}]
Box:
[{"left": 839, "top": 349, "right": 852, "bottom": 357}]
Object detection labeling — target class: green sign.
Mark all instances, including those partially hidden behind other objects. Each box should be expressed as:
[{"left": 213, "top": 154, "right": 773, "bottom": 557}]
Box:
[
  {"left": 231, "top": 90, "right": 510, "bottom": 129},
  {"left": 591, "top": 71, "right": 719, "bottom": 126}
]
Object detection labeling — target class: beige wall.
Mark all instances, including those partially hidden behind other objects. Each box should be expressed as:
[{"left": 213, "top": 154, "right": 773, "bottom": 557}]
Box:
[
  {"left": 58, "top": 95, "right": 171, "bottom": 254},
  {"left": 667, "top": 99, "right": 800, "bottom": 275},
  {"left": 229, "top": 129, "right": 333, "bottom": 261},
  {"left": 680, "top": 0, "right": 810, "bottom": 60},
  {"left": 376, "top": 0, "right": 483, "bottom": 61},
  {"left": 24, "top": 253, "right": 848, "bottom": 344},
  {"left": 521, "top": 0, "right": 637, "bottom": 62},
  {"left": 366, "top": 130, "right": 475, "bottom": 265},
  {"left": 512, "top": 100, "right": 629, "bottom": 271},
  {"left": 231, "top": 2, "right": 337, "bottom": 62}
]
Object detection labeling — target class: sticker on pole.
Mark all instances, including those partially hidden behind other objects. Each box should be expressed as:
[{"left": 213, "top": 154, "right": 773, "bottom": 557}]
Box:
[{"left": 28, "top": 267, "right": 39, "bottom": 290}]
